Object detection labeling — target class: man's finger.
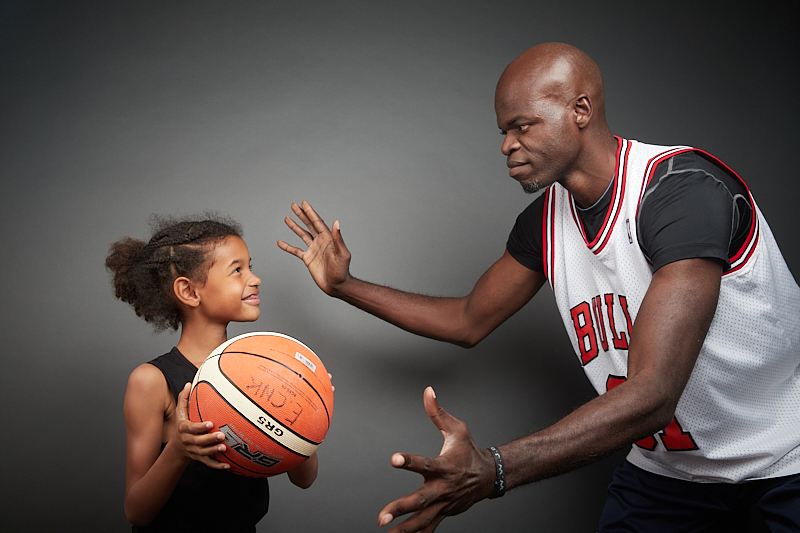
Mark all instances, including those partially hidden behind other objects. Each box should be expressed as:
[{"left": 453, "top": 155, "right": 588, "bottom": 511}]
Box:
[
  {"left": 300, "top": 200, "right": 331, "bottom": 234},
  {"left": 292, "top": 201, "right": 332, "bottom": 238},
  {"left": 290, "top": 201, "right": 314, "bottom": 228},
  {"left": 378, "top": 490, "right": 438, "bottom": 528},
  {"left": 389, "top": 453, "right": 437, "bottom": 476},
  {"left": 418, "top": 515, "right": 447, "bottom": 533},
  {"left": 381, "top": 500, "right": 448, "bottom": 533},
  {"left": 277, "top": 239, "right": 303, "bottom": 258},
  {"left": 283, "top": 215, "right": 314, "bottom": 244},
  {"left": 290, "top": 201, "right": 309, "bottom": 221},
  {"left": 413, "top": 513, "right": 447, "bottom": 533},
  {"left": 331, "top": 219, "right": 350, "bottom": 254},
  {"left": 422, "top": 386, "right": 463, "bottom": 439}
]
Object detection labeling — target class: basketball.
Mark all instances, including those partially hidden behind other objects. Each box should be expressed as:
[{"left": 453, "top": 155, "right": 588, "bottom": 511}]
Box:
[{"left": 188, "top": 331, "right": 334, "bottom": 477}]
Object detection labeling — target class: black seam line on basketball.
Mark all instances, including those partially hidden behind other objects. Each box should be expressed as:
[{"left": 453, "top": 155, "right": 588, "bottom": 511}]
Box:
[
  {"left": 214, "top": 352, "right": 328, "bottom": 442},
  {"left": 195, "top": 378, "right": 317, "bottom": 454},
  {"left": 220, "top": 350, "right": 329, "bottom": 419},
  {"left": 192, "top": 386, "right": 204, "bottom": 424},
  {"left": 220, "top": 349, "right": 332, "bottom": 423}
]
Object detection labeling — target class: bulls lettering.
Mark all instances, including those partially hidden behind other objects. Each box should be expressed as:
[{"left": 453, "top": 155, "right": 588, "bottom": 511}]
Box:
[
  {"left": 570, "top": 293, "right": 633, "bottom": 365},
  {"left": 570, "top": 301, "right": 598, "bottom": 364}
]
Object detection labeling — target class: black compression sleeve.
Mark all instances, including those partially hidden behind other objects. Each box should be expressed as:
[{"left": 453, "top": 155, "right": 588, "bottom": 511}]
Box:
[
  {"left": 506, "top": 193, "right": 546, "bottom": 272},
  {"left": 637, "top": 151, "right": 752, "bottom": 272}
]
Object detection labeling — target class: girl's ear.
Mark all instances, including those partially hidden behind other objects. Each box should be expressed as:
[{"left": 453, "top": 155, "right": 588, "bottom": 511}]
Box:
[{"left": 173, "top": 276, "right": 200, "bottom": 308}]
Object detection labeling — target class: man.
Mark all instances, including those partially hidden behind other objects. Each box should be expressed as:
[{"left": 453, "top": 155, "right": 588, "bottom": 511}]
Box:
[{"left": 278, "top": 43, "right": 800, "bottom": 532}]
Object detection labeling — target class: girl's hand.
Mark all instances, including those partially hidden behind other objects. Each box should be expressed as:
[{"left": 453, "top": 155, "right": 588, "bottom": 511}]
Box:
[{"left": 174, "top": 383, "right": 231, "bottom": 470}]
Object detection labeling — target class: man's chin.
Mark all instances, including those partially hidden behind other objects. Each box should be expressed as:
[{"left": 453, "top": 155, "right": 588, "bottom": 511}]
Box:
[{"left": 521, "top": 179, "right": 543, "bottom": 194}]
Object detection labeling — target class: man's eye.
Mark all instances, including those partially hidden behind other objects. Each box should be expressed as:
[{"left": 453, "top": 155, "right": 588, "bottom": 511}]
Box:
[{"left": 518, "top": 124, "right": 529, "bottom": 132}]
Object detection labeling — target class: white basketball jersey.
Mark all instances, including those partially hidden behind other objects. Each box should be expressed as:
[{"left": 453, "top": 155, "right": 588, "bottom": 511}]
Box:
[{"left": 543, "top": 138, "right": 800, "bottom": 483}]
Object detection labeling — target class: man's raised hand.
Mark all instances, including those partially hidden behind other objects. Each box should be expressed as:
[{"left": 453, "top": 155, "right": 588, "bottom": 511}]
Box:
[{"left": 277, "top": 201, "right": 352, "bottom": 295}]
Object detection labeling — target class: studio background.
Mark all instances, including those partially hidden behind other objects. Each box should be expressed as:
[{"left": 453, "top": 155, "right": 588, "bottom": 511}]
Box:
[{"left": 1, "top": 2, "right": 797, "bottom": 531}]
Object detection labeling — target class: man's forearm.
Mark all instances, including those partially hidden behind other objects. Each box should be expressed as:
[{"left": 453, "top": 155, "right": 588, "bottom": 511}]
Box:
[
  {"left": 332, "top": 276, "right": 478, "bottom": 346},
  {"left": 330, "top": 251, "right": 545, "bottom": 348},
  {"left": 500, "top": 378, "right": 675, "bottom": 489}
]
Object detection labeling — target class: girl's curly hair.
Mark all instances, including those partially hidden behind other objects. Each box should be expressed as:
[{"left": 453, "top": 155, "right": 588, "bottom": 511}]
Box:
[{"left": 105, "top": 214, "right": 243, "bottom": 331}]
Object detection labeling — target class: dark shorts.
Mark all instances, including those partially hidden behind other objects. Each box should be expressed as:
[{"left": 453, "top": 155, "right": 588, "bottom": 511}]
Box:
[{"left": 598, "top": 460, "right": 800, "bottom": 533}]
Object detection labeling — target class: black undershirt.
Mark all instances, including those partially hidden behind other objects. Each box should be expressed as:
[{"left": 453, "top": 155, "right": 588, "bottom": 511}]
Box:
[{"left": 506, "top": 150, "right": 753, "bottom": 273}]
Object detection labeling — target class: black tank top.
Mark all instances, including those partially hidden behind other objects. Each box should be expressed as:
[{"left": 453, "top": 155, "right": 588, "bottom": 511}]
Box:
[{"left": 132, "top": 347, "right": 270, "bottom": 532}]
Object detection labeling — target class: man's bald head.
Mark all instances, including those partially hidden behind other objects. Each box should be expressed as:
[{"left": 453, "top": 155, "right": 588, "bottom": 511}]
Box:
[{"left": 496, "top": 42, "right": 607, "bottom": 128}]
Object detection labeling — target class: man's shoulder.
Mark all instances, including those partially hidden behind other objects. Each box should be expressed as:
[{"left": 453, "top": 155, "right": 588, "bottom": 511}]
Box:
[{"left": 627, "top": 140, "right": 731, "bottom": 173}]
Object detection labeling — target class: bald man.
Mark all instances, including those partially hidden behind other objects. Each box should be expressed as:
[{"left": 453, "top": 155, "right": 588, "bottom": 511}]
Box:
[{"left": 279, "top": 43, "right": 800, "bottom": 532}]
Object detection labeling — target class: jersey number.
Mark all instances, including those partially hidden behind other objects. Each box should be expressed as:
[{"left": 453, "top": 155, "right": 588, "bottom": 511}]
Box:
[{"left": 606, "top": 375, "right": 699, "bottom": 452}]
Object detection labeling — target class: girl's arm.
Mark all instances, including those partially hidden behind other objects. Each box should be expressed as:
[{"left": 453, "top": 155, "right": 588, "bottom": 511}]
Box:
[
  {"left": 287, "top": 452, "right": 318, "bottom": 489},
  {"left": 123, "top": 366, "right": 228, "bottom": 526}
]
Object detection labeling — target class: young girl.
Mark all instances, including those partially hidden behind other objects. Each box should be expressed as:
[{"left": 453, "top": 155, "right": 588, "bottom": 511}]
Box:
[{"left": 106, "top": 215, "right": 318, "bottom": 532}]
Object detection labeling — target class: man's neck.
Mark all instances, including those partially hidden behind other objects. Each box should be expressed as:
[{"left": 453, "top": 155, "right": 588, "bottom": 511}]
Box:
[{"left": 562, "top": 134, "right": 618, "bottom": 209}]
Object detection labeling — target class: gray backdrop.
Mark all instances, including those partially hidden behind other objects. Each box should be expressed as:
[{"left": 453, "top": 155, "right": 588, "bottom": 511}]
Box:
[{"left": 1, "top": 1, "right": 797, "bottom": 531}]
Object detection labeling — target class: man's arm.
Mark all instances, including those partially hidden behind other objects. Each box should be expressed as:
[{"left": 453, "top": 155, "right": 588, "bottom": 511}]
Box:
[
  {"left": 278, "top": 201, "right": 545, "bottom": 347},
  {"left": 503, "top": 257, "right": 721, "bottom": 483},
  {"left": 378, "top": 257, "right": 722, "bottom": 532}
]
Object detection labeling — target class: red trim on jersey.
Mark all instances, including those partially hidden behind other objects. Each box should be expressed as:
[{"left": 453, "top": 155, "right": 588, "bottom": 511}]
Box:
[
  {"left": 542, "top": 187, "right": 556, "bottom": 289},
  {"left": 568, "top": 137, "right": 630, "bottom": 255},
  {"left": 727, "top": 217, "right": 759, "bottom": 274}
]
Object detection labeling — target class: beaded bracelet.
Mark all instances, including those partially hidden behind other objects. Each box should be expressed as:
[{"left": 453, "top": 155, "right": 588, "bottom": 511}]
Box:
[{"left": 488, "top": 446, "right": 506, "bottom": 499}]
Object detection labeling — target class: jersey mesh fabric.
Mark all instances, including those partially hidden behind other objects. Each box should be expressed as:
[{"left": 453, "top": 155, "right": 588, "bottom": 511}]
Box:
[{"left": 517, "top": 138, "right": 800, "bottom": 483}]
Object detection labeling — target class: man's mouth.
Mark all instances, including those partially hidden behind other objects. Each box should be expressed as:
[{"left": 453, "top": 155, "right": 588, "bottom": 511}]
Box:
[{"left": 507, "top": 161, "right": 529, "bottom": 178}]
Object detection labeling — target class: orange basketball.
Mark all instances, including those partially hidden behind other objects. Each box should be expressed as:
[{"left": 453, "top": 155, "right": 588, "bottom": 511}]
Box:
[{"left": 188, "top": 332, "right": 334, "bottom": 477}]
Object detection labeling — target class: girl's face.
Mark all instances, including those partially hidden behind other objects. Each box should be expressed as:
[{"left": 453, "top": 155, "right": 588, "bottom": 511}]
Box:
[{"left": 195, "top": 236, "right": 262, "bottom": 324}]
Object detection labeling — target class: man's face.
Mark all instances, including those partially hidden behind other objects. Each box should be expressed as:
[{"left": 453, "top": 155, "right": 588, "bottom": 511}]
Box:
[{"left": 494, "top": 76, "right": 580, "bottom": 194}]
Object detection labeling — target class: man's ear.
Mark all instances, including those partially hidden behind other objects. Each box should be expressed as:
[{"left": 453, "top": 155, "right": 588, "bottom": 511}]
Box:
[
  {"left": 574, "top": 94, "right": 593, "bottom": 129},
  {"left": 173, "top": 276, "right": 200, "bottom": 308}
]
